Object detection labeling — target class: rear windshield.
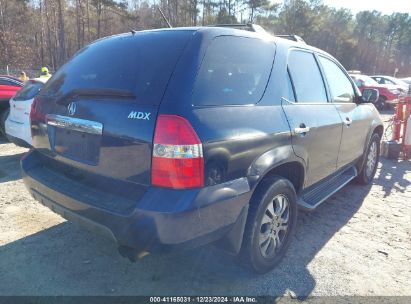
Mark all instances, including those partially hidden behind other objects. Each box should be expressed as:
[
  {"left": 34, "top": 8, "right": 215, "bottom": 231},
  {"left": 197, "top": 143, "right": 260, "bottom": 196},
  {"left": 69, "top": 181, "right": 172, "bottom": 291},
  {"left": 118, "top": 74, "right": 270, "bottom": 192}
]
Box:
[
  {"left": 41, "top": 30, "right": 193, "bottom": 104},
  {"left": 13, "top": 81, "right": 44, "bottom": 101},
  {"left": 192, "top": 36, "right": 275, "bottom": 106}
]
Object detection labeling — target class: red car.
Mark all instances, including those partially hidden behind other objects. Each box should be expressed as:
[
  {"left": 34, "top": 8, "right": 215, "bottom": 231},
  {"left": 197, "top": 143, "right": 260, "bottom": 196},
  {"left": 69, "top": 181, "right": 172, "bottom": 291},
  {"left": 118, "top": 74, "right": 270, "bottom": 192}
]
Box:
[
  {"left": 349, "top": 74, "right": 405, "bottom": 110},
  {"left": 0, "top": 76, "right": 23, "bottom": 136}
]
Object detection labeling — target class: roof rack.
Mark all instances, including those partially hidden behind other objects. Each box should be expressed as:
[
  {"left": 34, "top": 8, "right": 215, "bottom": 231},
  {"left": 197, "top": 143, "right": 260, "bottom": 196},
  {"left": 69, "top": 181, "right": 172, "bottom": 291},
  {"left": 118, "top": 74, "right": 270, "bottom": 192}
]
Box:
[
  {"left": 275, "top": 34, "right": 306, "bottom": 44},
  {"left": 208, "top": 23, "right": 268, "bottom": 35},
  {"left": 209, "top": 24, "right": 306, "bottom": 44}
]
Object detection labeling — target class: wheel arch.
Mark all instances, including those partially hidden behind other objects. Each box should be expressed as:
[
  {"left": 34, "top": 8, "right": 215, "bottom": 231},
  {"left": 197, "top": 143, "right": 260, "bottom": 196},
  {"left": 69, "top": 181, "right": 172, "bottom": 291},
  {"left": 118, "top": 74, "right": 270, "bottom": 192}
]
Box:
[
  {"left": 257, "top": 161, "right": 305, "bottom": 194},
  {"left": 249, "top": 158, "right": 306, "bottom": 199},
  {"left": 373, "top": 124, "right": 384, "bottom": 138},
  {"left": 357, "top": 122, "right": 384, "bottom": 172}
]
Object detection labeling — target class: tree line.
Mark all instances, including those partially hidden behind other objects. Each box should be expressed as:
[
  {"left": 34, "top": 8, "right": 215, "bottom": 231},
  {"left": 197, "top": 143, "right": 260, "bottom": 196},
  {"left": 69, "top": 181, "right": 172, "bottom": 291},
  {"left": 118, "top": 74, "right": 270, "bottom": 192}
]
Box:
[{"left": 0, "top": 0, "right": 410, "bottom": 77}]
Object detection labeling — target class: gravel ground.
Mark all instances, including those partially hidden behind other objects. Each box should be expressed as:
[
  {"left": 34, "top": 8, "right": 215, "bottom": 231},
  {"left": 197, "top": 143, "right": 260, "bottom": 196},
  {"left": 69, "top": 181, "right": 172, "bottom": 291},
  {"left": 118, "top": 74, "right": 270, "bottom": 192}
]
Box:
[{"left": 0, "top": 112, "right": 410, "bottom": 297}]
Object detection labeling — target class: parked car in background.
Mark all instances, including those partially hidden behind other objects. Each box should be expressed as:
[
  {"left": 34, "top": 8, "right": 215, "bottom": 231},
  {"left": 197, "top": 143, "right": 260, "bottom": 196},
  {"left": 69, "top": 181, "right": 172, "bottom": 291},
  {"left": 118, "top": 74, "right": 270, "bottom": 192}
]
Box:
[
  {"left": 5, "top": 78, "right": 47, "bottom": 147},
  {"left": 22, "top": 27, "right": 383, "bottom": 273},
  {"left": 0, "top": 76, "right": 23, "bottom": 136},
  {"left": 350, "top": 73, "right": 405, "bottom": 110},
  {"left": 371, "top": 75, "right": 410, "bottom": 94},
  {"left": 400, "top": 77, "right": 411, "bottom": 86}
]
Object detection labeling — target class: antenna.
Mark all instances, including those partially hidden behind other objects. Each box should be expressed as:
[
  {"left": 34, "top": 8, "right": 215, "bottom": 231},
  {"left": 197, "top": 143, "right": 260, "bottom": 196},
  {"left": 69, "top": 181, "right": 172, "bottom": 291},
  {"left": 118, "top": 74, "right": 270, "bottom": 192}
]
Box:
[{"left": 158, "top": 7, "right": 172, "bottom": 28}]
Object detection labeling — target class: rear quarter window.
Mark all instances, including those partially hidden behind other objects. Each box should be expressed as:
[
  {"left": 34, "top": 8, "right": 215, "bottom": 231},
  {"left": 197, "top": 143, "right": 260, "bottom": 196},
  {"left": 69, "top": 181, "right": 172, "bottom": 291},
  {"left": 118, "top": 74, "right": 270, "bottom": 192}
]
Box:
[
  {"left": 192, "top": 36, "right": 275, "bottom": 106},
  {"left": 13, "top": 81, "right": 44, "bottom": 101}
]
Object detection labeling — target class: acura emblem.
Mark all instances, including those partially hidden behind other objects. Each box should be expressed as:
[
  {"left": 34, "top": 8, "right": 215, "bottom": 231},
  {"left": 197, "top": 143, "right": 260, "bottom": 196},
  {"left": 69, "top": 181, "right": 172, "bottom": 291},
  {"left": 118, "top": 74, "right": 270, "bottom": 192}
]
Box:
[{"left": 67, "top": 102, "right": 77, "bottom": 116}]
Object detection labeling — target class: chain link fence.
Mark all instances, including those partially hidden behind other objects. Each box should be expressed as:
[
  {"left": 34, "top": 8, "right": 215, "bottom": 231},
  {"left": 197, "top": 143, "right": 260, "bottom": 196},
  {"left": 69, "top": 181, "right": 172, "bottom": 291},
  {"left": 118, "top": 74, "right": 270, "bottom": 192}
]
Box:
[{"left": 0, "top": 67, "right": 47, "bottom": 79}]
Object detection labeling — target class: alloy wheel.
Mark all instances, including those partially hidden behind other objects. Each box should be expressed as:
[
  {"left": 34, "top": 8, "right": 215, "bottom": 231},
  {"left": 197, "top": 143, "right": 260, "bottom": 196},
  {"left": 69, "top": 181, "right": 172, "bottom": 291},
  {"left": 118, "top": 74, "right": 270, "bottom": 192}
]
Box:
[
  {"left": 366, "top": 141, "right": 378, "bottom": 178},
  {"left": 259, "top": 194, "right": 290, "bottom": 258}
]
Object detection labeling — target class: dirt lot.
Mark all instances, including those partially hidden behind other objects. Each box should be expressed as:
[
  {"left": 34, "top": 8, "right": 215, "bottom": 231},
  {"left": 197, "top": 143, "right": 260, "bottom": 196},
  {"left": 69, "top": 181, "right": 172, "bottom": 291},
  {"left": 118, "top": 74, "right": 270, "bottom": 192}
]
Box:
[{"left": 0, "top": 112, "right": 410, "bottom": 297}]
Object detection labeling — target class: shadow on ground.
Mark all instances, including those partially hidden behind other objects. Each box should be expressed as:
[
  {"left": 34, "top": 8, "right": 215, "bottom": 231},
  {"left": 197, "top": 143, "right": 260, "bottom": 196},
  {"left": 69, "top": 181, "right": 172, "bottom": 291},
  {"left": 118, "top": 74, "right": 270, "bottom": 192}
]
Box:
[
  {"left": 374, "top": 157, "right": 410, "bottom": 197},
  {"left": 0, "top": 152, "right": 25, "bottom": 183},
  {"left": 0, "top": 182, "right": 377, "bottom": 297},
  {"left": 0, "top": 136, "right": 8, "bottom": 145}
]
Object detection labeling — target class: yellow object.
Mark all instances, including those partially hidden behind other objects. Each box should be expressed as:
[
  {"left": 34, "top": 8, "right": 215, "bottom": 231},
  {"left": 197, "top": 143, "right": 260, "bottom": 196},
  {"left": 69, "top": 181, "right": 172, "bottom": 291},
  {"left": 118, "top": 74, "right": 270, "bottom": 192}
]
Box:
[
  {"left": 39, "top": 66, "right": 51, "bottom": 78},
  {"left": 19, "top": 71, "right": 29, "bottom": 81}
]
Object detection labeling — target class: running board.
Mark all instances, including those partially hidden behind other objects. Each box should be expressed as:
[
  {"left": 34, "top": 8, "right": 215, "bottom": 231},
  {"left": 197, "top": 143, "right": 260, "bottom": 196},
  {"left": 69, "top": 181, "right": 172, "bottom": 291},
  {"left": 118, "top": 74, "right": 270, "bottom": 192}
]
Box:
[{"left": 297, "top": 166, "right": 357, "bottom": 211}]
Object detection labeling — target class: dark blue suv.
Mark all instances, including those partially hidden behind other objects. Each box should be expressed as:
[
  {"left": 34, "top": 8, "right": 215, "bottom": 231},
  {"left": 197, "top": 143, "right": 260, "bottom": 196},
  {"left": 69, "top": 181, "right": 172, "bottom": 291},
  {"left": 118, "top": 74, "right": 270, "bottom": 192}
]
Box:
[{"left": 22, "top": 27, "right": 383, "bottom": 273}]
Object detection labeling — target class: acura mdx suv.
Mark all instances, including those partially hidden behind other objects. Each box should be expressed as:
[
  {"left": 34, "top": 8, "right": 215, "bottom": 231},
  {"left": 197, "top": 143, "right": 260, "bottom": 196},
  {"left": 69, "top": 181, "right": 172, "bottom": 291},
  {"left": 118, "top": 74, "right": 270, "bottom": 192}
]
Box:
[{"left": 22, "top": 27, "right": 383, "bottom": 273}]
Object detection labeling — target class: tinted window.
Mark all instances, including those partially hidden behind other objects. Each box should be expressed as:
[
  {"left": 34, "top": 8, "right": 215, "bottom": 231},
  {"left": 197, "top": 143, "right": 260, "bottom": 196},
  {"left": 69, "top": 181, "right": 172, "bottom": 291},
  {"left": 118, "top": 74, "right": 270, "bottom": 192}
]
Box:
[
  {"left": 192, "top": 36, "right": 275, "bottom": 105},
  {"left": 41, "top": 31, "right": 193, "bottom": 104},
  {"left": 318, "top": 56, "right": 355, "bottom": 103},
  {"left": 288, "top": 51, "right": 327, "bottom": 103},
  {"left": 13, "top": 81, "right": 44, "bottom": 101}
]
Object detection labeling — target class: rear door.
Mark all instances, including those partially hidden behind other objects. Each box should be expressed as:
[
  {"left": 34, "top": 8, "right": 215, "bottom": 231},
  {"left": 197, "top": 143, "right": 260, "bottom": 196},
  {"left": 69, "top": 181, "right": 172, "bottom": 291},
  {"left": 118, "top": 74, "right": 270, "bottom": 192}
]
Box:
[
  {"left": 317, "top": 55, "right": 371, "bottom": 167},
  {"left": 281, "top": 49, "right": 343, "bottom": 187},
  {"left": 31, "top": 30, "right": 194, "bottom": 186},
  {"left": 9, "top": 81, "right": 44, "bottom": 125}
]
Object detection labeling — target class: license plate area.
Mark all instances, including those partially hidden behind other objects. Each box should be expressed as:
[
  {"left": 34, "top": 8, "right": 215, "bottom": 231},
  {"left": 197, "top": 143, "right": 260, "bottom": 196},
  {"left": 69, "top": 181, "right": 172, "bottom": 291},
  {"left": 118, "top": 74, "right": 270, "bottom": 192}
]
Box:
[
  {"left": 54, "top": 128, "right": 101, "bottom": 165},
  {"left": 46, "top": 115, "right": 103, "bottom": 165}
]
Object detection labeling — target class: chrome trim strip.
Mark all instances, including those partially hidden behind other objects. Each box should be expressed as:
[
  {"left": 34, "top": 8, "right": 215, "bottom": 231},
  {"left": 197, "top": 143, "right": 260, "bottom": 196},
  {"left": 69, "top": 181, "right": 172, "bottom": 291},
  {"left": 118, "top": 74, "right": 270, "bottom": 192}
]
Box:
[{"left": 46, "top": 114, "right": 103, "bottom": 135}]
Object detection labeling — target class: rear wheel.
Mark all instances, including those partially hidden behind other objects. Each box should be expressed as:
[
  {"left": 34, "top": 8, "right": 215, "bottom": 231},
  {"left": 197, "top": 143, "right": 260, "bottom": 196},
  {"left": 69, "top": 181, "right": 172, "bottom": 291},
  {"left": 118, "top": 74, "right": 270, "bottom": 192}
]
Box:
[
  {"left": 356, "top": 133, "right": 380, "bottom": 185},
  {"left": 239, "top": 176, "right": 297, "bottom": 273}
]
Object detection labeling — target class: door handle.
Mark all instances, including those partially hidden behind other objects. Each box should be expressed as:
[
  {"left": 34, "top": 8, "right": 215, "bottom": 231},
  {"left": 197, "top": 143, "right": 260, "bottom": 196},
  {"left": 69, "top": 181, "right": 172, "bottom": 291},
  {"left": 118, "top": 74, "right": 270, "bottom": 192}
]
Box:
[
  {"left": 343, "top": 117, "right": 352, "bottom": 126},
  {"left": 294, "top": 124, "right": 310, "bottom": 135}
]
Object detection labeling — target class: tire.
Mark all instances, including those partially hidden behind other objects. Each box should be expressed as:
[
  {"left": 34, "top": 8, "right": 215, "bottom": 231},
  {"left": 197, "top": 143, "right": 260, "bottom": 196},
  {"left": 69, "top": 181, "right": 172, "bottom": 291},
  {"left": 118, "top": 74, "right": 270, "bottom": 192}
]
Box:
[
  {"left": 375, "top": 96, "right": 386, "bottom": 111},
  {"left": 355, "top": 133, "right": 380, "bottom": 185},
  {"left": 239, "top": 176, "right": 298, "bottom": 273},
  {"left": 0, "top": 108, "right": 10, "bottom": 138}
]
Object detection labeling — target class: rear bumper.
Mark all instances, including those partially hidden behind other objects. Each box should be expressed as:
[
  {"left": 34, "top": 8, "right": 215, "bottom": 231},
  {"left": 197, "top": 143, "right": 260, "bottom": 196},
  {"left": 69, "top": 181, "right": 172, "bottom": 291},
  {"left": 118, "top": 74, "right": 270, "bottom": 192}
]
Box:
[
  {"left": 21, "top": 150, "right": 251, "bottom": 253},
  {"left": 5, "top": 118, "right": 31, "bottom": 146}
]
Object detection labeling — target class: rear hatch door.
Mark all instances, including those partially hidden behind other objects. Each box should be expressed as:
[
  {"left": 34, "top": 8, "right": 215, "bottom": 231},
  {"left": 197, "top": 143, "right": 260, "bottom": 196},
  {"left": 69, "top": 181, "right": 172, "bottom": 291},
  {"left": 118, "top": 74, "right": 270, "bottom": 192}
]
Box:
[{"left": 31, "top": 30, "right": 194, "bottom": 186}]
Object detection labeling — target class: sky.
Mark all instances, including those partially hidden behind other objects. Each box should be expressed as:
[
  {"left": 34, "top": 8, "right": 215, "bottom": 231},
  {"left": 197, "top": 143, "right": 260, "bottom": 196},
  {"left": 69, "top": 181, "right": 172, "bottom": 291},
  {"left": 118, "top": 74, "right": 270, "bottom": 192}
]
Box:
[
  {"left": 271, "top": 0, "right": 411, "bottom": 15},
  {"left": 321, "top": 0, "right": 411, "bottom": 15}
]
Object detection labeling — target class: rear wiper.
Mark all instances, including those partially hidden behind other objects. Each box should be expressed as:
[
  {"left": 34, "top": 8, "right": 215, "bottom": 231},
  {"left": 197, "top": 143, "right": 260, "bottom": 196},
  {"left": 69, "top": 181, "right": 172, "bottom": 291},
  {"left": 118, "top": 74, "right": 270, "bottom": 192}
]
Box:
[
  {"left": 56, "top": 88, "right": 135, "bottom": 105},
  {"left": 75, "top": 88, "right": 135, "bottom": 98}
]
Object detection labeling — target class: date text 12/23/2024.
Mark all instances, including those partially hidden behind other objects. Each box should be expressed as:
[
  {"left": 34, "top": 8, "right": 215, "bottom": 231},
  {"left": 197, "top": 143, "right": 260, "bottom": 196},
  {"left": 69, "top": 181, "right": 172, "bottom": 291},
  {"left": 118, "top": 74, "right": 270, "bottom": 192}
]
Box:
[{"left": 149, "top": 297, "right": 258, "bottom": 303}]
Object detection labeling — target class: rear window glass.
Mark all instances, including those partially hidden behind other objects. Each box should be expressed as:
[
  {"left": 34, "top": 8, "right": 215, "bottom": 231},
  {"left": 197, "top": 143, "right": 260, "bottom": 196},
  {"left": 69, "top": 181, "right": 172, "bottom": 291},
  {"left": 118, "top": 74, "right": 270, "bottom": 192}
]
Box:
[
  {"left": 41, "top": 31, "right": 193, "bottom": 104},
  {"left": 192, "top": 36, "right": 275, "bottom": 106},
  {"left": 14, "top": 81, "right": 44, "bottom": 101}
]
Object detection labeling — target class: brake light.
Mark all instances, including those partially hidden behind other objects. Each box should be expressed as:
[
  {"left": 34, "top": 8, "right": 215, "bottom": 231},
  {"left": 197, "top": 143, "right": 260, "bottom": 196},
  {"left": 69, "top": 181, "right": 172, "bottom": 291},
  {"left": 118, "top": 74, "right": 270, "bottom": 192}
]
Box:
[
  {"left": 29, "top": 96, "right": 45, "bottom": 125},
  {"left": 152, "top": 115, "right": 204, "bottom": 189}
]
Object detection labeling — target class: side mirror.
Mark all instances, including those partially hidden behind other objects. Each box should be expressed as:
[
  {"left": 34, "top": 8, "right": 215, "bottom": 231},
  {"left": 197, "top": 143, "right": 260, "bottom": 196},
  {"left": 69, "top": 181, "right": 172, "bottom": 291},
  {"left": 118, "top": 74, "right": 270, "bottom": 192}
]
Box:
[{"left": 361, "top": 88, "right": 379, "bottom": 103}]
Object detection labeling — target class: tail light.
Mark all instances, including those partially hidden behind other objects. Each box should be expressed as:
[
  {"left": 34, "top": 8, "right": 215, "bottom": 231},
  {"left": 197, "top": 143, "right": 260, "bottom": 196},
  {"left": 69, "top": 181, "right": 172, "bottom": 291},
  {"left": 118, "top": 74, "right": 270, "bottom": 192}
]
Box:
[
  {"left": 29, "top": 96, "right": 45, "bottom": 125},
  {"left": 152, "top": 114, "right": 204, "bottom": 189}
]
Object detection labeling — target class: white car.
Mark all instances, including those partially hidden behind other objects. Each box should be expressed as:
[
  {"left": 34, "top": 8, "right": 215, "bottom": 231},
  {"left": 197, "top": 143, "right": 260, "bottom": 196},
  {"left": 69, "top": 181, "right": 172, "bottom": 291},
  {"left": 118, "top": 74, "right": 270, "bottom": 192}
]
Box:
[
  {"left": 5, "top": 78, "right": 47, "bottom": 147},
  {"left": 371, "top": 75, "right": 410, "bottom": 94},
  {"left": 400, "top": 77, "right": 411, "bottom": 86}
]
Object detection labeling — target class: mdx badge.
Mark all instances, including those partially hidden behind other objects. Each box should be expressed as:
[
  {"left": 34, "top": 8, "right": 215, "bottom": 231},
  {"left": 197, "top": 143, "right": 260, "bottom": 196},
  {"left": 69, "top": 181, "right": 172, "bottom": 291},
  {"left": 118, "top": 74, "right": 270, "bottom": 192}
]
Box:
[
  {"left": 128, "top": 111, "right": 151, "bottom": 120},
  {"left": 67, "top": 102, "right": 77, "bottom": 116}
]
